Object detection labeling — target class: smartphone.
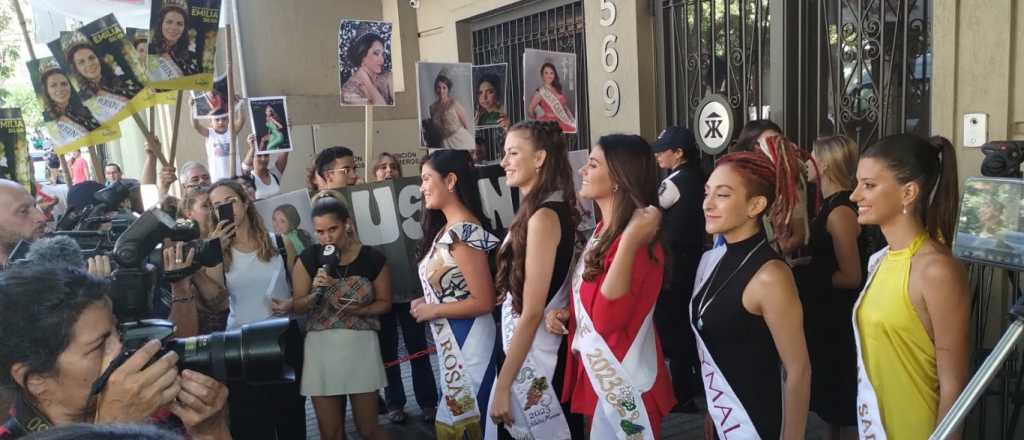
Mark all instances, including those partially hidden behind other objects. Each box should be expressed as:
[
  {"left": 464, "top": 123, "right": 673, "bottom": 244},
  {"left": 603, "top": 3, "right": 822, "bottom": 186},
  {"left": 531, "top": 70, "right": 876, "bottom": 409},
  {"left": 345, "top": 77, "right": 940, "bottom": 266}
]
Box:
[{"left": 216, "top": 203, "right": 234, "bottom": 224}]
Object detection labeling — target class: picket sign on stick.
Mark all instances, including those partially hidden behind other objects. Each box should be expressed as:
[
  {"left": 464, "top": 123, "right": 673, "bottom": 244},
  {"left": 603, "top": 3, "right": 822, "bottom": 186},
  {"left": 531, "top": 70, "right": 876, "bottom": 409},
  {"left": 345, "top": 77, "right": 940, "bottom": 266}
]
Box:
[
  {"left": 10, "top": 0, "right": 74, "bottom": 183},
  {"left": 225, "top": 24, "right": 237, "bottom": 177},
  {"left": 131, "top": 112, "right": 169, "bottom": 166},
  {"left": 167, "top": 91, "right": 185, "bottom": 165},
  {"left": 365, "top": 105, "right": 374, "bottom": 182}
]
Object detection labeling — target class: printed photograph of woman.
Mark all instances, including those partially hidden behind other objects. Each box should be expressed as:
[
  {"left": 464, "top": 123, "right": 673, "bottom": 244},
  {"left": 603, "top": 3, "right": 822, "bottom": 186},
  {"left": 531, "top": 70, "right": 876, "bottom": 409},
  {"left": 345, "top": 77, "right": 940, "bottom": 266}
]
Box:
[
  {"left": 523, "top": 49, "right": 578, "bottom": 134},
  {"left": 339, "top": 19, "right": 394, "bottom": 106},
  {"left": 148, "top": 0, "right": 202, "bottom": 82},
  {"left": 472, "top": 63, "right": 508, "bottom": 129},
  {"left": 417, "top": 62, "right": 475, "bottom": 149},
  {"left": 52, "top": 28, "right": 142, "bottom": 124},
  {"left": 248, "top": 96, "right": 293, "bottom": 154},
  {"left": 27, "top": 57, "right": 112, "bottom": 152}
]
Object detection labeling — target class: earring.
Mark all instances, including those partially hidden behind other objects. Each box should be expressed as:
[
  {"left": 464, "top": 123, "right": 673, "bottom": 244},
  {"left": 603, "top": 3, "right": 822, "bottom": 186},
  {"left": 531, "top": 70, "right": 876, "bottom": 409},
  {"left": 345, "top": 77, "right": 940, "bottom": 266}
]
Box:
[
  {"left": 448, "top": 186, "right": 454, "bottom": 193},
  {"left": 612, "top": 184, "right": 619, "bottom": 192},
  {"left": 902, "top": 205, "right": 907, "bottom": 215}
]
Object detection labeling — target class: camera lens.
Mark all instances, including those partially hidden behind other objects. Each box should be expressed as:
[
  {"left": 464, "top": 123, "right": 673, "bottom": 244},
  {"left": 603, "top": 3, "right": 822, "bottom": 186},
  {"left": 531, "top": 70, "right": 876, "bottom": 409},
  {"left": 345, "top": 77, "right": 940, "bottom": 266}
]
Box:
[{"left": 168, "top": 318, "right": 301, "bottom": 385}]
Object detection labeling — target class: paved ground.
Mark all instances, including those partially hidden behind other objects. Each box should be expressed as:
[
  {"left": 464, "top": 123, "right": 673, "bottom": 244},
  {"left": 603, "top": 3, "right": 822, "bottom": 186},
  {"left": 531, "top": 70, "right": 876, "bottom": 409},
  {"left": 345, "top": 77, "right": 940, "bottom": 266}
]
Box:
[{"left": 299, "top": 332, "right": 830, "bottom": 439}]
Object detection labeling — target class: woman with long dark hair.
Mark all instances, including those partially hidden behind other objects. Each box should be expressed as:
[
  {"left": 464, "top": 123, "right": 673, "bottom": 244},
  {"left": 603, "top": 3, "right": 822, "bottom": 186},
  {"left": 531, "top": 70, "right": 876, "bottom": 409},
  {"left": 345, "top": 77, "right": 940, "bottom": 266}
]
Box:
[
  {"left": 850, "top": 134, "right": 968, "bottom": 439},
  {"left": 546, "top": 134, "right": 675, "bottom": 439},
  {"left": 341, "top": 32, "right": 393, "bottom": 105},
  {"left": 63, "top": 35, "right": 140, "bottom": 121},
  {"left": 526, "top": 63, "right": 576, "bottom": 133},
  {"left": 259, "top": 106, "right": 286, "bottom": 152},
  {"left": 38, "top": 60, "right": 99, "bottom": 141},
  {"left": 475, "top": 74, "right": 507, "bottom": 127},
  {"left": 411, "top": 150, "right": 500, "bottom": 440},
  {"left": 691, "top": 150, "right": 811, "bottom": 439},
  {"left": 148, "top": 1, "right": 199, "bottom": 81},
  {"left": 485, "top": 121, "right": 582, "bottom": 440}
]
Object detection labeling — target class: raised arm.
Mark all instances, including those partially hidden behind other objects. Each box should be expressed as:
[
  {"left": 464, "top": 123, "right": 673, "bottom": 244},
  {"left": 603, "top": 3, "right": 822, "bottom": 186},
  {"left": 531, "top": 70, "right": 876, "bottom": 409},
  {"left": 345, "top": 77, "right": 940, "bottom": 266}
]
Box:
[
  {"left": 601, "top": 207, "right": 661, "bottom": 300},
  {"left": 232, "top": 100, "right": 247, "bottom": 135},
  {"left": 274, "top": 151, "right": 290, "bottom": 175},
  {"left": 190, "top": 108, "right": 209, "bottom": 137},
  {"left": 747, "top": 259, "right": 810, "bottom": 440}
]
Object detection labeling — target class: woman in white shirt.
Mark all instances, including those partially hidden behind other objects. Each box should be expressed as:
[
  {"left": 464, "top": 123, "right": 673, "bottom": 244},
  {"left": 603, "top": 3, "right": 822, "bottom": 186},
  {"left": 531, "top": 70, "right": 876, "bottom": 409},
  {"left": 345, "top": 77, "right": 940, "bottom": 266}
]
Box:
[
  {"left": 208, "top": 179, "right": 306, "bottom": 440},
  {"left": 244, "top": 133, "right": 290, "bottom": 200}
]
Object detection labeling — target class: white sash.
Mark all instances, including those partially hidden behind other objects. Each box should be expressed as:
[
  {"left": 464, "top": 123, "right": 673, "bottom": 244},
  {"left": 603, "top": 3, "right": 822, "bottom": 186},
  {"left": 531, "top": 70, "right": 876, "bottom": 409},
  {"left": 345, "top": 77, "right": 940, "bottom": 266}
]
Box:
[
  {"left": 423, "top": 279, "right": 483, "bottom": 427},
  {"left": 570, "top": 234, "right": 657, "bottom": 440},
  {"left": 536, "top": 87, "right": 576, "bottom": 129},
  {"left": 851, "top": 248, "right": 890, "bottom": 440},
  {"left": 689, "top": 246, "right": 762, "bottom": 439}
]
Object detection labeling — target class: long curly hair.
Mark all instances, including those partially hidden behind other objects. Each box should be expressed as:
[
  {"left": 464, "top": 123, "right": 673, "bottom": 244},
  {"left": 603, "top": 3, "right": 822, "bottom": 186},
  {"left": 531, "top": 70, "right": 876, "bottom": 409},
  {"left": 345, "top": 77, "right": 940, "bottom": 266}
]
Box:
[
  {"left": 208, "top": 180, "right": 277, "bottom": 270},
  {"left": 582, "top": 134, "right": 661, "bottom": 282},
  {"left": 67, "top": 45, "right": 141, "bottom": 101},
  {"left": 149, "top": 6, "right": 198, "bottom": 75},
  {"left": 495, "top": 121, "right": 580, "bottom": 313},
  {"left": 539, "top": 63, "right": 563, "bottom": 94},
  {"left": 40, "top": 69, "right": 99, "bottom": 130}
]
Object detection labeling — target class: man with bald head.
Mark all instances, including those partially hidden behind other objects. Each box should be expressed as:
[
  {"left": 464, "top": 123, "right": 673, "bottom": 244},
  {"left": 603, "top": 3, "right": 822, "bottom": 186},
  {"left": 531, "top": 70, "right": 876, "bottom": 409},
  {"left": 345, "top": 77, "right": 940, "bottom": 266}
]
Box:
[{"left": 0, "top": 179, "right": 47, "bottom": 266}]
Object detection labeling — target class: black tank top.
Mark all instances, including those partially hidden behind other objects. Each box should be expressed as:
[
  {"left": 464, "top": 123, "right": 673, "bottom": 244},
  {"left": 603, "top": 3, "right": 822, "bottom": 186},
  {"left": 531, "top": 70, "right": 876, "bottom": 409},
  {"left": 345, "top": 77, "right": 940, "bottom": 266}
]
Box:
[
  {"left": 691, "top": 231, "right": 783, "bottom": 439},
  {"left": 542, "top": 200, "right": 575, "bottom": 303}
]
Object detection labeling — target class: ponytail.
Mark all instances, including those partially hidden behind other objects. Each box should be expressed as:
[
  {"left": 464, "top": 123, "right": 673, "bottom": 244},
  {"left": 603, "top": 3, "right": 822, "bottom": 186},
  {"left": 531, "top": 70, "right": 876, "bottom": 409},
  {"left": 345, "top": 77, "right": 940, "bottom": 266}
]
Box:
[
  {"left": 927, "top": 136, "right": 960, "bottom": 243},
  {"left": 861, "top": 134, "right": 959, "bottom": 244}
]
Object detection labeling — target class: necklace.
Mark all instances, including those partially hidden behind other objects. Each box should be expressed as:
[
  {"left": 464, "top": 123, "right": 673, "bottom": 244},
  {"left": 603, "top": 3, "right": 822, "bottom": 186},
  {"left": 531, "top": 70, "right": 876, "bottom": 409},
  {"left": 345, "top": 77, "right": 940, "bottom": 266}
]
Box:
[{"left": 695, "top": 238, "right": 766, "bottom": 330}]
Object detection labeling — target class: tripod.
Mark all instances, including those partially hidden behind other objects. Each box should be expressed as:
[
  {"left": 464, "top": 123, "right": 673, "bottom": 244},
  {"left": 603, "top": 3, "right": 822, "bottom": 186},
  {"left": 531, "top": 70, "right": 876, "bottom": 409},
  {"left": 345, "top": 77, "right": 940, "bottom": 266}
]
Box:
[{"left": 931, "top": 292, "right": 1024, "bottom": 439}]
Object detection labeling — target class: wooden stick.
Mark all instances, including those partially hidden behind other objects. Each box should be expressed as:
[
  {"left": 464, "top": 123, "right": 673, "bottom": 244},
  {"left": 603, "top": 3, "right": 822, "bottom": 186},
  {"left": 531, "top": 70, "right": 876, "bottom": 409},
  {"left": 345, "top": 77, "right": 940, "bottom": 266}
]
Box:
[
  {"left": 10, "top": 0, "right": 36, "bottom": 60},
  {"left": 365, "top": 105, "right": 373, "bottom": 183},
  {"left": 57, "top": 155, "right": 72, "bottom": 185},
  {"left": 226, "top": 24, "right": 237, "bottom": 177},
  {"left": 168, "top": 90, "right": 184, "bottom": 164},
  {"left": 87, "top": 146, "right": 104, "bottom": 185},
  {"left": 131, "top": 112, "right": 169, "bottom": 166}
]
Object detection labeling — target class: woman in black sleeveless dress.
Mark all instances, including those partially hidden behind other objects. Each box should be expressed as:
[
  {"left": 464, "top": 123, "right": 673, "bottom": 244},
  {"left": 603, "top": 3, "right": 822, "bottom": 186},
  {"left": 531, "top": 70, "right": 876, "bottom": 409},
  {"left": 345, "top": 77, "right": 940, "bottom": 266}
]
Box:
[
  {"left": 796, "top": 135, "right": 864, "bottom": 439},
  {"left": 490, "top": 120, "right": 584, "bottom": 439},
  {"left": 692, "top": 151, "right": 811, "bottom": 440}
]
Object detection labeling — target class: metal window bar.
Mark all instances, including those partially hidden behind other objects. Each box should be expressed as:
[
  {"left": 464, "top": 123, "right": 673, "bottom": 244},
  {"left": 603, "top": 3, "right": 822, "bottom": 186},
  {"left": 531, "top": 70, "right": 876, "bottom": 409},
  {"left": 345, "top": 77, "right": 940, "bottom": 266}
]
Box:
[{"left": 469, "top": 1, "right": 590, "bottom": 164}]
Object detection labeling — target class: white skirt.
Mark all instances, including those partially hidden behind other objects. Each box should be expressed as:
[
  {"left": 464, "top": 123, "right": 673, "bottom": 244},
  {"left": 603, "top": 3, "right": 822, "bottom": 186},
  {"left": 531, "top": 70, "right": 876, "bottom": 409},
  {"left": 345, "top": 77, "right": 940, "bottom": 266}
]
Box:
[{"left": 301, "top": 328, "right": 387, "bottom": 396}]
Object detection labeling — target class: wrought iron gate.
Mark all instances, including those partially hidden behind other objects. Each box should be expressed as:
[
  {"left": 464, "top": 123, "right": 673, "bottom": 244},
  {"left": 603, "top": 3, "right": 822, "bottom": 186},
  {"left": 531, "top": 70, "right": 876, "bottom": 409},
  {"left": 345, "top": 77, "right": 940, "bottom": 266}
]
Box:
[
  {"left": 659, "top": 0, "right": 931, "bottom": 149},
  {"left": 468, "top": 0, "right": 590, "bottom": 163}
]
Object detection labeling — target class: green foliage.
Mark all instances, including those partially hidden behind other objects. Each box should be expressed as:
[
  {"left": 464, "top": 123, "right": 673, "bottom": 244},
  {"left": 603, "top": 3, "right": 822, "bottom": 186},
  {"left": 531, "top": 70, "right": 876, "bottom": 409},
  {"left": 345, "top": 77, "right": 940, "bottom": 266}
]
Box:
[
  {"left": 0, "top": 5, "right": 21, "bottom": 85},
  {"left": 4, "top": 85, "right": 41, "bottom": 129}
]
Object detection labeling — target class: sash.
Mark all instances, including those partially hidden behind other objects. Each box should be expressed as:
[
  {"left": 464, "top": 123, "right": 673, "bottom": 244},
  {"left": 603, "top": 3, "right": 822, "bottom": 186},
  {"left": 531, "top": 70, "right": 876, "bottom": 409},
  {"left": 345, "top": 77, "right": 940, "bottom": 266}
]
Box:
[
  {"left": 851, "top": 248, "right": 890, "bottom": 440},
  {"left": 419, "top": 262, "right": 484, "bottom": 438},
  {"left": 537, "top": 87, "right": 576, "bottom": 129},
  {"left": 570, "top": 235, "right": 657, "bottom": 440},
  {"left": 689, "top": 246, "right": 762, "bottom": 439},
  {"left": 487, "top": 267, "right": 573, "bottom": 439}
]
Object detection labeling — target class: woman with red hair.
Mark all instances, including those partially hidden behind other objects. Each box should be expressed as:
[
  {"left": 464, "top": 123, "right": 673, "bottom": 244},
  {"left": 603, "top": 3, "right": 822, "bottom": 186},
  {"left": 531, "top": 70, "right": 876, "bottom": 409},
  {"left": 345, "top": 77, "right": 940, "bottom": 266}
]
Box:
[{"left": 692, "top": 150, "right": 811, "bottom": 439}]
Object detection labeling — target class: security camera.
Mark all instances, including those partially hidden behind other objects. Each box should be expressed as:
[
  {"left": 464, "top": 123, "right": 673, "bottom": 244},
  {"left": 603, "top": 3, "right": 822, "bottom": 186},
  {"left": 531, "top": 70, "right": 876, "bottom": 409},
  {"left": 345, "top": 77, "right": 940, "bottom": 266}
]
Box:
[{"left": 409, "top": 0, "right": 419, "bottom": 8}]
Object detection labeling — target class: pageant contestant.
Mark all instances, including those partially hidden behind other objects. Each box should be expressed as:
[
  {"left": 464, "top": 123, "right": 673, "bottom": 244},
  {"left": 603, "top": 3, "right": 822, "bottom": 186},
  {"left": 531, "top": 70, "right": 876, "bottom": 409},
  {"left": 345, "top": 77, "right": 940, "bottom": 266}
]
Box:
[{"left": 692, "top": 151, "right": 811, "bottom": 439}]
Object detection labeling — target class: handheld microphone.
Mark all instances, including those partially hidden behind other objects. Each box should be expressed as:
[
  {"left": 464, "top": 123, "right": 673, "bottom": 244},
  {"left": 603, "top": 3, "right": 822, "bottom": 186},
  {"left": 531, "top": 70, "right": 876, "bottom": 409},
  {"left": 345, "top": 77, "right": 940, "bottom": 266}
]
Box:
[{"left": 314, "top": 244, "right": 340, "bottom": 307}]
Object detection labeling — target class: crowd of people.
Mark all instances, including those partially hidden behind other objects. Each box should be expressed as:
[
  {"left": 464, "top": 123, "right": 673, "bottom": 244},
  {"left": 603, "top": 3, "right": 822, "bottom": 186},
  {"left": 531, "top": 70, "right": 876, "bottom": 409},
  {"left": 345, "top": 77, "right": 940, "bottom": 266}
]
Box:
[{"left": 0, "top": 111, "right": 971, "bottom": 440}]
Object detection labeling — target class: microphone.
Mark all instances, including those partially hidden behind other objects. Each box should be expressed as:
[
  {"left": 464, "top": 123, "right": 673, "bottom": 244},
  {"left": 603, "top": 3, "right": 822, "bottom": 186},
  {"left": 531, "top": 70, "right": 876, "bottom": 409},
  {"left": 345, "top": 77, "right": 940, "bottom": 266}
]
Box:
[
  {"left": 23, "top": 236, "right": 86, "bottom": 268},
  {"left": 313, "top": 244, "right": 340, "bottom": 307}
]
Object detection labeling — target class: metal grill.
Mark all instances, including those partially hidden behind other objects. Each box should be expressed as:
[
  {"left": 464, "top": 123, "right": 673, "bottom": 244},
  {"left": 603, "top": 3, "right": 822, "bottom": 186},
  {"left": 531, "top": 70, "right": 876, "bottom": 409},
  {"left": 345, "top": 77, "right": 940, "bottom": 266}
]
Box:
[
  {"left": 659, "top": 0, "right": 931, "bottom": 149},
  {"left": 469, "top": 0, "right": 590, "bottom": 163}
]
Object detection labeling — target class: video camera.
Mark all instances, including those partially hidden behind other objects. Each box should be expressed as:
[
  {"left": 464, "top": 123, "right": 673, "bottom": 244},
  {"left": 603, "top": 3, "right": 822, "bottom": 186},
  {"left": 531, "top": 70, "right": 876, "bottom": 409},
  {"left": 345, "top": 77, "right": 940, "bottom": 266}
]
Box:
[{"left": 981, "top": 141, "right": 1024, "bottom": 178}]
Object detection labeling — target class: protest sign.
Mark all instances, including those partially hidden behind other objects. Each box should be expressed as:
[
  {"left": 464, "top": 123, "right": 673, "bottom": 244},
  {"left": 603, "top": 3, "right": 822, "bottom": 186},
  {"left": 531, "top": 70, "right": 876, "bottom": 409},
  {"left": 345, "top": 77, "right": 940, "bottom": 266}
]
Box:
[
  {"left": 127, "top": 27, "right": 178, "bottom": 105},
  {"left": 338, "top": 19, "right": 394, "bottom": 107},
  {"left": 0, "top": 109, "right": 35, "bottom": 193},
  {"left": 147, "top": 0, "right": 222, "bottom": 90},
  {"left": 523, "top": 48, "right": 578, "bottom": 134},
  {"left": 190, "top": 74, "right": 229, "bottom": 119},
  {"left": 26, "top": 57, "right": 121, "bottom": 154},
  {"left": 249, "top": 97, "right": 293, "bottom": 154},
  {"left": 416, "top": 62, "right": 475, "bottom": 149},
  {"left": 254, "top": 189, "right": 315, "bottom": 250},
  {"left": 472, "top": 63, "right": 508, "bottom": 129}
]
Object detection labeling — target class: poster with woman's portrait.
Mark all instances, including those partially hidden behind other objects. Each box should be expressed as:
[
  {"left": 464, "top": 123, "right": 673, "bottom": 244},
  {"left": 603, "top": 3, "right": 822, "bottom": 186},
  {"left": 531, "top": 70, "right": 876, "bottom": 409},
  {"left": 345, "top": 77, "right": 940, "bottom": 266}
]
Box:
[
  {"left": 48, "top": 15, "right": 154, "bottom": 129},
  {"left": 248, "top": 96, "right": 293, "bottom": 155},
  {"left": 0, "top": 109, "right": 35, "bottom": 193},
  {"left": 254, "top": 189, "right": 316, "bottom": 260},
  {"left": 26, "top": 57, "right": 120, "bottom": 154},
  {"left": 338, "top": 19, "right": 394, "bottom": 107},
  {"left": 523, "top": 48, "right": 578, "bottom": 134},
  {"left": 147, "top": 0, "right": 222, "bottom": 90},
  {"left": 127, "top": 27, "right": 178, "bottom": 105},
  {"left": 416, "top": 62, "right": 475, "bottom": 149},
  {"left": 472, "top": 63, "right": 508, "bottom": 130},
  {"left": 191, "top": 73, "right": 229, "bottom": 119}
]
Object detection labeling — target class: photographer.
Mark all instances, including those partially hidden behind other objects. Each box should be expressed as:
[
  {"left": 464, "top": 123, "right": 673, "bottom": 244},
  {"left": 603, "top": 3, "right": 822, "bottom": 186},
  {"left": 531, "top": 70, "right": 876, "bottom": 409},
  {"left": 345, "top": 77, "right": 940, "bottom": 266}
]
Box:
[{"left": 0, "top": 264, "right": 231, "bottom": 440}]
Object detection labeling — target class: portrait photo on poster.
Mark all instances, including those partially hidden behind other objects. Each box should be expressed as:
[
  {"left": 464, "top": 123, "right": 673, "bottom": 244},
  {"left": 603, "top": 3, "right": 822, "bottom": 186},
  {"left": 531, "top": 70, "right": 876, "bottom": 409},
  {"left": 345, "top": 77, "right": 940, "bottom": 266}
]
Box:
[
  {"left": 254, "top": 189, "right": 316, "bottom": 253},
  {"left": 472, "top": 63, "right": 508, "bottom": 130},
  {"left": 248, "top": 96, "right": 293, "bottom": 155},
  {"left": 147, "top": 0, "right": 222, "bottom": 89},
  {"left": 338, "top": 19, "right": 394, "bottom": 107},
  {"left": 416, "top": 62, "right": 475, "bottom": 150},
  {"left": 191, "top": 74, "right": 230, "bottom": 119},
  {"left": 523, "top": 48, "right": 578, "bottom": 134}
]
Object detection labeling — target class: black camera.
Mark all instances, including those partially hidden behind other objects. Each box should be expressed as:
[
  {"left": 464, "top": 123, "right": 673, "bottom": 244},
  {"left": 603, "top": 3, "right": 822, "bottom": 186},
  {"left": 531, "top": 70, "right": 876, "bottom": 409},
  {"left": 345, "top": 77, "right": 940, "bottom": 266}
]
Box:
[
  {"left": 981, "top": 141, "right": 1024, "bottom": 178},
  {"left": 119, "top": 318, "right": 302, "bottom": 385}
]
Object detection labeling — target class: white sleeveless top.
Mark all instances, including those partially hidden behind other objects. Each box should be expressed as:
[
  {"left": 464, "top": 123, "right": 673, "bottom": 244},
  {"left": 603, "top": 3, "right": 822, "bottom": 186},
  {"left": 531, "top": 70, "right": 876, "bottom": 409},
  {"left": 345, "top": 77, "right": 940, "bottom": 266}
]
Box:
[
  {"left": 206, "top": 128, "right": 239, "bottom": 181},
  {"left": 224, "top": 246, "right": 290, "bottom": 330}
]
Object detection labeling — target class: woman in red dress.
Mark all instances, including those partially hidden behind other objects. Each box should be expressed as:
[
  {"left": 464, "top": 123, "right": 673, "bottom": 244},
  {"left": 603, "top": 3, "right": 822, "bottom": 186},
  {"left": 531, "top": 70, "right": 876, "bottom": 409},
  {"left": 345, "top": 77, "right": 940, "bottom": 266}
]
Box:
[{"left": 546, "top": 134, "right": 676, "bottom": 439}]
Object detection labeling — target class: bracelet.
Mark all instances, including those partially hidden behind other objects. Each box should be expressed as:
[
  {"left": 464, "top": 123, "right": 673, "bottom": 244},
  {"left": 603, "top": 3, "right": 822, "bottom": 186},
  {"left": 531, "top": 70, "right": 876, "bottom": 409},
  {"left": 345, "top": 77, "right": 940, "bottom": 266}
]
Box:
[{"left": 171, "top": 295, "right": 195, "bottom": 304}]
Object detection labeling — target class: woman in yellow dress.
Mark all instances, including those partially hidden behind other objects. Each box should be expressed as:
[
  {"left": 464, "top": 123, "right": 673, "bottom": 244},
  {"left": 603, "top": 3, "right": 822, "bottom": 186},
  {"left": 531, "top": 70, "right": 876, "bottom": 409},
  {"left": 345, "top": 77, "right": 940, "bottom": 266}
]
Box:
[{"left": 850, "top": 134, "right": 969, "bottom": 440}]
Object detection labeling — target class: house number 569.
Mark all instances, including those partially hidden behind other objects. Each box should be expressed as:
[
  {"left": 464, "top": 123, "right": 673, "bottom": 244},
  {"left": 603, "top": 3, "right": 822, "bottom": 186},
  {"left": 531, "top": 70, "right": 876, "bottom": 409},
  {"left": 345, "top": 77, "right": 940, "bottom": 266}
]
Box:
[{"left": 600, "top": 0, "right": 620, "bottom": 117}]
